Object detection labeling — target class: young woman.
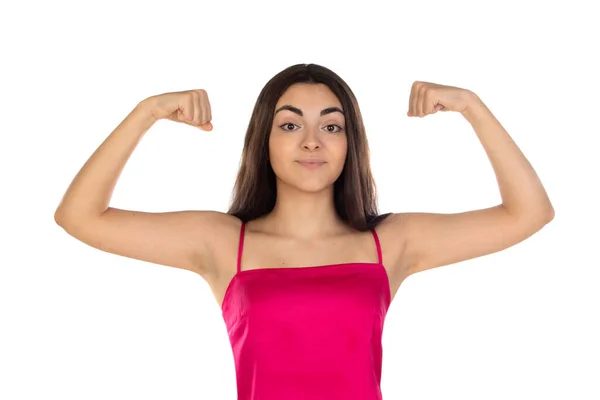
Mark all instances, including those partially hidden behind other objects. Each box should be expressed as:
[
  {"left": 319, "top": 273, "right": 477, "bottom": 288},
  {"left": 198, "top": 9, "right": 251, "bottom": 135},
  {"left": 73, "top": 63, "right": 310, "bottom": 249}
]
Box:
[{"left": 54, "top": 63, "right": 554, "bottom": 399}]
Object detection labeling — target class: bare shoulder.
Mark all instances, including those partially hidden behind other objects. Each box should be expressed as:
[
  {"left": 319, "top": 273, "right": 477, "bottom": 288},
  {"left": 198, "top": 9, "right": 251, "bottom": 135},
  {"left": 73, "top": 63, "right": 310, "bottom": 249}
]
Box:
[
  {"left": 187, "top": 211, "right": 242, "bottom": 276},
  {"left": 372, "top": 213, "right": 417, "bottom": 280}
]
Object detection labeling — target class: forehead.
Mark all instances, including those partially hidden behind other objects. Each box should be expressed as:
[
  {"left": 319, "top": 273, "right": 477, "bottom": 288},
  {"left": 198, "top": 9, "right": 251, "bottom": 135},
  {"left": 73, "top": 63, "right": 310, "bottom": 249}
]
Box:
[{"left": 275, "top": 83, "right": 342, "bottom": 109}]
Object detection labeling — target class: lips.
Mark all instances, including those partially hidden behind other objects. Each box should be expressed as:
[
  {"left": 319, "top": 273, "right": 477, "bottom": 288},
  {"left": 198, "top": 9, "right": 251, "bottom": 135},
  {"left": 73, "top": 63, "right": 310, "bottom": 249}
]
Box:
[
  {"left": 297, "top": 160, "right": 326, "bottom": 169},
  {"left": 296, "top": 159, "right": 326, "bottom": 163}
]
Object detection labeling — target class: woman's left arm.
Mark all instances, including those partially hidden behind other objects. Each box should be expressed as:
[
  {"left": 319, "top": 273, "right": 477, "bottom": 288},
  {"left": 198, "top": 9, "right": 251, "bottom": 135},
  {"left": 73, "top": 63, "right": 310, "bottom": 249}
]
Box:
[
  {"left": 383, "top": 82, "right": 554, "bottom": 277},
  {"left": 460, "top": 91, "right": 554, "bottom": 220}
]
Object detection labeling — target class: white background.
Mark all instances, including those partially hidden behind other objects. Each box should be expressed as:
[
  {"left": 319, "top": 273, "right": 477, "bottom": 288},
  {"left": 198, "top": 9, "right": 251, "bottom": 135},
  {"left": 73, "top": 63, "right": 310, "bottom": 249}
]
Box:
[{"left": 2, "top": 0, "right": 598, "bottom": 399}]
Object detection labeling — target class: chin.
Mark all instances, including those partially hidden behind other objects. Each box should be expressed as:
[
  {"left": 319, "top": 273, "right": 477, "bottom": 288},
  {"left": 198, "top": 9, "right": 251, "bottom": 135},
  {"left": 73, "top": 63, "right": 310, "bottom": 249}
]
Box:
[
  {"left": 296, "top": 182, "right": 332, "bottom": 193},
  {"left": 288, "top": 176, "right": 339, "bottom": 193},
  {"left": 274, "top": 164, "right": 343, "bottom": 194}
]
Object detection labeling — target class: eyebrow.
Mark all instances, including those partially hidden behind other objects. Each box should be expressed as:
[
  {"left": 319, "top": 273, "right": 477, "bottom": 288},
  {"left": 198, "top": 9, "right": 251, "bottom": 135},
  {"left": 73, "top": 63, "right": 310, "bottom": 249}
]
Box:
[{"left": 274, "top": 104, "right": 345, "bottom": 117}]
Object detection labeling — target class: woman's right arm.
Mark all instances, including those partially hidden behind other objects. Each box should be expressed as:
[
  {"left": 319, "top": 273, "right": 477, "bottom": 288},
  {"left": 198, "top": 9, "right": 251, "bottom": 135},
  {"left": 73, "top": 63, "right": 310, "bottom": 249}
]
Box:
[{"left": 54, "top": 91, "right": 235, "bottom": 277}]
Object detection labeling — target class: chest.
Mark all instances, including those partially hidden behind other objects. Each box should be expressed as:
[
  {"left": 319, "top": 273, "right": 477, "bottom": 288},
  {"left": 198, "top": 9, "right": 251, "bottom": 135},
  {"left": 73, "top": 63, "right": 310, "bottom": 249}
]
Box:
[{"left": 241, "top": 230, "right": 380, "bottom": 270}]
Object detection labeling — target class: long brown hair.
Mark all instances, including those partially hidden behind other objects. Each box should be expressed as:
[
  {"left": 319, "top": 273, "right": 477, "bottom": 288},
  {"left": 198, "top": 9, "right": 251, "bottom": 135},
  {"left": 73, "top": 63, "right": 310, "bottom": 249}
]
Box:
[{"left": 227, "top": 63, "right": 391, "bottom": 231}]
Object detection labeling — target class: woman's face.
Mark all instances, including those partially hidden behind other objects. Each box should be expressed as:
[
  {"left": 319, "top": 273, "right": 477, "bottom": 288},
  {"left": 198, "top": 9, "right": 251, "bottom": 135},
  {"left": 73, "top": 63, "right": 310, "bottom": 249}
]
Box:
[{"left": 269, "top": 83, "right": 348, "bottom": 193}]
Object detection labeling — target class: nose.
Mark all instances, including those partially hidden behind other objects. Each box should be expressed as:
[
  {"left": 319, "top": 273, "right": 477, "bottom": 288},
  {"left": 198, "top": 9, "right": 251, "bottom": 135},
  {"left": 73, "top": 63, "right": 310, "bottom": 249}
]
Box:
[
  {"left": 302, "top": 141, "right": 320, "bottom": 151},
  {"left": 301, "top": 127, "right": 322, "bottom": 151}
]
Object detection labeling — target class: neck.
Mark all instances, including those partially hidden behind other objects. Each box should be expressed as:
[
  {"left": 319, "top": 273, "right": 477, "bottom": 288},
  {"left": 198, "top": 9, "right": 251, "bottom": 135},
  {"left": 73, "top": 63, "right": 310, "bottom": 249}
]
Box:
[{"left": 261, "top": 182, "right": 348, "bottom": 239}]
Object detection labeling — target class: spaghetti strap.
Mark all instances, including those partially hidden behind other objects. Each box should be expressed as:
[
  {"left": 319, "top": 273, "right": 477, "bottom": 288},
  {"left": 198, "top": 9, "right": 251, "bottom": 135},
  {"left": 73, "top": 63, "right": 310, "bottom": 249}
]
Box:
[
  {"left": 371, "top": 228, "right": 383, "bottom": 265},
  {"left": 237, "top": 222, "right": 246, "bottom": 273}
]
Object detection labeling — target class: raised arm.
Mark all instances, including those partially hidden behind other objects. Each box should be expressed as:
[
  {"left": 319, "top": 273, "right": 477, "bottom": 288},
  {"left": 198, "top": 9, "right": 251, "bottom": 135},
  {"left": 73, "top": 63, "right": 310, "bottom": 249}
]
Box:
[{"left": 54, "top": 90, "right": 234, "bottom": 277}]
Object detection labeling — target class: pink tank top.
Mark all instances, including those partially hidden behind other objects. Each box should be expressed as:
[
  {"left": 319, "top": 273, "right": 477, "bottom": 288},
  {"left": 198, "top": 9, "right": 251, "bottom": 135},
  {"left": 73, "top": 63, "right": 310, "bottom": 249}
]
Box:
[{"left": 221, "top": 222, "right": 392, "bottom": 400}]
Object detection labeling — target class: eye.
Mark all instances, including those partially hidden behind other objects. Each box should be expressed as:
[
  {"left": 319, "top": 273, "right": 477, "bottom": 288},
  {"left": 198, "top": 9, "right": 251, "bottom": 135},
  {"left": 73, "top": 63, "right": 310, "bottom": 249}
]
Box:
[
  {"left": 279, "top": 123, "right": 344, "bottom": 133},
  {"left": 280, "top": 122, "right": 297, "bottom": 132},
  {"left": 325, "top": 124, "right": 344, "bottom": 134}
]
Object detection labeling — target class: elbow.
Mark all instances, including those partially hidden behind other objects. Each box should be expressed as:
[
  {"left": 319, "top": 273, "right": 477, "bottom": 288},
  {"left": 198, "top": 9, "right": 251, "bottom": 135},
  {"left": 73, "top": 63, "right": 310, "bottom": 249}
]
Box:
[
  {"left": 540, "top": 202, "right": 555, "bottom": 223},
  {"left": 547, "top": 205, "right": 555, "bottom": 221},
  {"left": 54, "top": 208, "right": 77, "bottom": 227},
  {"left": 54, "top": 210, "right": 68, "bottom": 226},
  {"left": 54, "top": 208, "right": 107, "bottom": 227}
]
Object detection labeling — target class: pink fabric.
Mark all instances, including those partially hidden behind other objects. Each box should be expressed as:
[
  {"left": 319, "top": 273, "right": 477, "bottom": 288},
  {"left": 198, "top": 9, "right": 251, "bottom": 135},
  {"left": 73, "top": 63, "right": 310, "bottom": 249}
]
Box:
[{"left": 221, "top": 222, "right": 392, "bottom": 400}]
